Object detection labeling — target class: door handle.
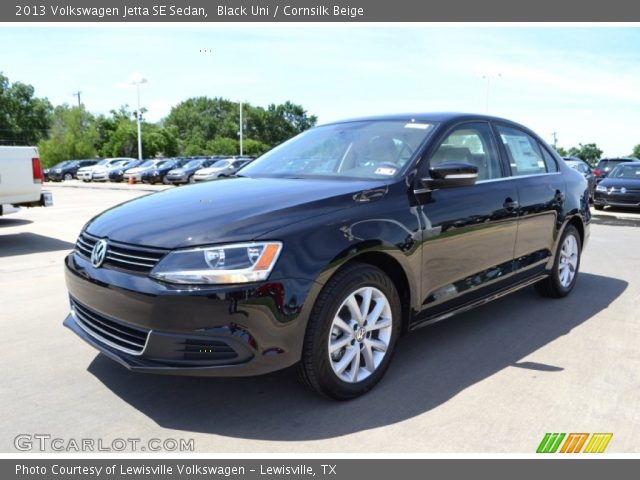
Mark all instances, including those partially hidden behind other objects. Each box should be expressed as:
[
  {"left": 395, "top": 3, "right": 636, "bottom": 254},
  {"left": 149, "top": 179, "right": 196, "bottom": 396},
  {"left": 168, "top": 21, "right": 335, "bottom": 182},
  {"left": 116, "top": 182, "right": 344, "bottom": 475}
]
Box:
[{"left": 503, "top": 198, "right": 519, "bottom": 210}]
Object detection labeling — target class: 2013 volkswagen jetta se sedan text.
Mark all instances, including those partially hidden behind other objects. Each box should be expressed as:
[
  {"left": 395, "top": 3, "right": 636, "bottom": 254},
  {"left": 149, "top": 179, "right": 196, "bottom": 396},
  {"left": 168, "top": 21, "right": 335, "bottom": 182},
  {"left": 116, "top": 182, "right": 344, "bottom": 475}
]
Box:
[{"left": 64, "top": 113, "right": 590, "bottom": 399}]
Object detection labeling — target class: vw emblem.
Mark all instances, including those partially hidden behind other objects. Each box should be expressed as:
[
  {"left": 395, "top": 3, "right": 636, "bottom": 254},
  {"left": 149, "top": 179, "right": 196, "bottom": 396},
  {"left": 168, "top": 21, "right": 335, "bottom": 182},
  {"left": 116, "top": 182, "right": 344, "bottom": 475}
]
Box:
[
  {"left": 91, "top": 239, "right": 108, "bottom": 268},
  {"left": 621, "top": 187, "right": 627, "bottom": 194}
]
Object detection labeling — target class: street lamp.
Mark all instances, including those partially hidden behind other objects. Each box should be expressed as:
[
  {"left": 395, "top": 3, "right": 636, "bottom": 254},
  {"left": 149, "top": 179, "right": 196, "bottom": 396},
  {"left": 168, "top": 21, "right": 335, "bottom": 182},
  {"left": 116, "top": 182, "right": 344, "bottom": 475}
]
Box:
[
  {"left": 130, "top": 76, "right": 148, "bottom": 161},
  {"left": 238, "top": 101, "right": 244, "bottom": 156}
]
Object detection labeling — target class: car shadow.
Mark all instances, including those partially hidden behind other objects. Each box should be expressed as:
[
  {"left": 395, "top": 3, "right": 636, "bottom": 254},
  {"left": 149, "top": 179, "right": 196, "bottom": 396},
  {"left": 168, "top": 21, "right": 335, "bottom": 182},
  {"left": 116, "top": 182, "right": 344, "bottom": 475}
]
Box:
[
  {"left": 87, "top": 272, "right": 626, "bottom": 441},
  {"left": 0, "top": 232, "right": 74, "bottom": 257},
  {"left": 0, "top": 218, "right": 33, "bottom": 228}
]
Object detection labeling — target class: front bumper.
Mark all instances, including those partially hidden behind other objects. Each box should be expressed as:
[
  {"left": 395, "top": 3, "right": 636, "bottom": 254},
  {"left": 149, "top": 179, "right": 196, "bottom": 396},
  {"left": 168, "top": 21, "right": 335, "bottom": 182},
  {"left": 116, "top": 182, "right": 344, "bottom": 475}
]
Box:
[
  {"left": 594, "top": 191, "right": 640, "bottom": 208},
  {"left": 64, "top": 252, "right": 319, "bottom": 376},
  {"left": 166, "top": 175, "right": 188, "bottom": 184},
  {"left": 141, "top": 174, "right": 162, "bottom": 184}
]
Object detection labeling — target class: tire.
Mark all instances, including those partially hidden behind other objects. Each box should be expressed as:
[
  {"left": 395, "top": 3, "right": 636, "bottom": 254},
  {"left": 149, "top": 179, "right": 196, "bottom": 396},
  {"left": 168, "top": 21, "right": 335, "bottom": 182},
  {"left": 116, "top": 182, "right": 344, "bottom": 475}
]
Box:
[
  {"left": 594, "top": 204, "right": 604, "bottom": 211},
  {"left": 189, "top": 175, "right": 195, "bottom": 184},
  {"left": 536, "top": 224, "right": 581, "bottom": 298},
  {"left": 298, "top": 263, "right": 401, "bottom": 400},
  {"left": 63, "top": 173, "right": 73, "bottom": 181}
]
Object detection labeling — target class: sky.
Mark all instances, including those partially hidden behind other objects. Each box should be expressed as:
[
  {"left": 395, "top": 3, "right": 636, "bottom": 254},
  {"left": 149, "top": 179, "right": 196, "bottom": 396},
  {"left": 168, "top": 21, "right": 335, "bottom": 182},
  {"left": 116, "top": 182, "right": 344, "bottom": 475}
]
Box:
[{"left": 0, "top": 26, "right": 639, "bottom": 156}]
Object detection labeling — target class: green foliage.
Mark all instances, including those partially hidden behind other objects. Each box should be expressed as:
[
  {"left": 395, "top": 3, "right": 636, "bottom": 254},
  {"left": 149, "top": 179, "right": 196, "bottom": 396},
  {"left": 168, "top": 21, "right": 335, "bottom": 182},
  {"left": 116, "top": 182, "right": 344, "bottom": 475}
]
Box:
[
  {"left": 167, "top": 97, "right": 317, "bottom": 156},
  {"left": 0, "top": 72, "right": 52, "bottom": 145},
  {"left": 631, "top": 144, "right": 640, "bottom": 159},
  {"left": 553, "top": 146, "right": 568, "bottom": 157},
  {"left": 38, "top": 106, "right": 98, "bottom": 167},
  {"left": 568, "top": 143, "right": 603, "bottom": 166},
  {"left": 205, "top": 137, "right": 238, "bottom": 156}
]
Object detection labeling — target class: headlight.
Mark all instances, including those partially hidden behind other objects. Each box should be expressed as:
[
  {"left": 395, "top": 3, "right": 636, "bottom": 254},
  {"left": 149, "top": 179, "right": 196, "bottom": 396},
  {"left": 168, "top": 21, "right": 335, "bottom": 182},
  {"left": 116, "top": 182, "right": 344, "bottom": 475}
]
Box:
[
  {"left": 152, "top": 170, "right": 159, "bottom": 175},
  {"left": 117, "top": 170, "right": 123, "bottom": 175},
  {"left": 596, "top": 185, "right": 607, "bottom": 192},
  {"left": 150, "top": 242, "right": 283, "bottom": 284}
]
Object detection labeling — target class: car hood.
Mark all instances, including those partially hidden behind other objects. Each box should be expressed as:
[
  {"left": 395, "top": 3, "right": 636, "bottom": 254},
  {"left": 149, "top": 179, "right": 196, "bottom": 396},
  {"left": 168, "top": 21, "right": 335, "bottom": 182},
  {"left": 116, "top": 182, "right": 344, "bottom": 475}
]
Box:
[
  {"left": 599, "top": 178, "right": 640, "bottom": 188},
  {"left": 126, "top": 166, "right": 153, "bottom": 174},
  {"left": 85, "top": 177, "right": 387, "bottom": 248}
]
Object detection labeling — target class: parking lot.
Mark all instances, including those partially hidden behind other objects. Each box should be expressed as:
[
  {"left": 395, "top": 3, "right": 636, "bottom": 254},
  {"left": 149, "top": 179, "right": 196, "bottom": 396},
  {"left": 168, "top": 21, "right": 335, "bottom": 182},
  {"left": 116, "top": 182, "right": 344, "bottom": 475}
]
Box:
[{"left": 1, "top": 181, "right": 639, "bottom": 453}]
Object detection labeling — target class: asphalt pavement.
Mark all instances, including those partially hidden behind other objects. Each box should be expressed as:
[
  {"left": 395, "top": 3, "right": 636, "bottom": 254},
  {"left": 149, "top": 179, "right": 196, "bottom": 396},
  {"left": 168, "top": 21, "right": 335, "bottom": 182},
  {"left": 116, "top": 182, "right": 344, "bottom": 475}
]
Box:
[{"left": 1, "top": 181, "right": 638, "bottom": 453}]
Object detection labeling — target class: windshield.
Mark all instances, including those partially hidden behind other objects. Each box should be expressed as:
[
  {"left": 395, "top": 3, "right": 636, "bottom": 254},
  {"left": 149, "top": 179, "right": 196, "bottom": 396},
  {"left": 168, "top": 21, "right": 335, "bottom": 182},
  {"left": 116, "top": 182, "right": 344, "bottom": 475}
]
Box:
[
  {"left": 211, "top": 160, "right": 231, "bottom": 169},
  {"left": 138, "top": 160, "right": 155, "bottom": 168},
  {"left": 184, "top": 160, "right": 203, "bottom": 169},
  {"left": 610, "top": 164, "right": 640, "bottom": 179},
  {"left": 158, "top": 160, "right": 176, "bottom": 168},
  {"left": 240, "top": 120, "right": 436, "bottom": 180}
]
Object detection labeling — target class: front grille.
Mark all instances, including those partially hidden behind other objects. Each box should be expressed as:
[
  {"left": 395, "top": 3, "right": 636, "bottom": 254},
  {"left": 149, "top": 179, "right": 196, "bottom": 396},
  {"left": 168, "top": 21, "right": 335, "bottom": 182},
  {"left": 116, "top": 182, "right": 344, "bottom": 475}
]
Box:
[
  {"left": 181, "top": 339, "right": 238, "bottom": 362},
  {"left": 70, "top": 297, "right": 149, "bottom": 355},
  {"left": 75, "top": 232, "right": 166, "bottom": 274}
]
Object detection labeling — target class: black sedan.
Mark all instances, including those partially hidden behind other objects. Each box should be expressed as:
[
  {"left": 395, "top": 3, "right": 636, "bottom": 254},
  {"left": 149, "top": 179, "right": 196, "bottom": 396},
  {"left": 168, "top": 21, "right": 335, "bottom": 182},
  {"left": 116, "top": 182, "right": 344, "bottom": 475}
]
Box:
[
  {"left": 140, "top": 158, "right": 186, "bottom": 184},
  {"left": 165, "top": 158, "right": 214, "bottom": 185},
  {"left": 64, "top": 113, "right": 590, "bottom": 399},
  {"left": 594, "top": 162, "right": 640, "bottom": 210},
  {"left": 48, "top": 159, "right": 98, "bottom": 181},
  {"left": 107, "top": 160, "right": 143, "bottom": 182}
]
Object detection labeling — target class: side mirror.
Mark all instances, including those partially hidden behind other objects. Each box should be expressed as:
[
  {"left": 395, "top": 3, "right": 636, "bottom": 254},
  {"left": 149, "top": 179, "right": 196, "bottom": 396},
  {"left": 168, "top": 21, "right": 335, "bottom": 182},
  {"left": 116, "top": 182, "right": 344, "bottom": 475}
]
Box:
[{"left": 419, "top": 162, "right": 478, "bottom": 191}]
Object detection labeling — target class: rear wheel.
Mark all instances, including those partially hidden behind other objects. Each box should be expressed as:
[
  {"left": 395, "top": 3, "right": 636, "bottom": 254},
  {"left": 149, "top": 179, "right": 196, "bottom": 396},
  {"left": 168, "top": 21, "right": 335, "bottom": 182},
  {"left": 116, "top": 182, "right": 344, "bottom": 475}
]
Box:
[
  {"left": 536, "top": 224, "right": 581, "bottom": 298},
  {"left": 298, "top": 263, "right": 401, "bottom": 400},
  {"left": 189, "top": 175, "right": 195, "bottom": 184}
]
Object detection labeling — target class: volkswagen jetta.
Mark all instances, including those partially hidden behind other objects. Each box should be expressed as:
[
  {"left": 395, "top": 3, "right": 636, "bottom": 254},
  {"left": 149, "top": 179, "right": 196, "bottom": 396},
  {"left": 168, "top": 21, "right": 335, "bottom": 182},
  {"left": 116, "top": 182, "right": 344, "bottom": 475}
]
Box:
[{"left": 64, "top": 113, "right": 590, "bottom": 399}]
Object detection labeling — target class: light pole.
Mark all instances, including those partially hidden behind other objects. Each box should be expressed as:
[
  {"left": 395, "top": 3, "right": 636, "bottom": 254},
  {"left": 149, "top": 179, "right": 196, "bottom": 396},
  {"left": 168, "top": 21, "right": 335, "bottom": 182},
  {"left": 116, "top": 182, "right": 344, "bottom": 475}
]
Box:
[
  {"left": 482, "top": 73, "right": 501, "bottom": 114},
  {"left": 238, "top": 101, "right": 243, "bottom": 157},
  {"left": 130, "top": 76, "right": 147, "bottom": 161}
]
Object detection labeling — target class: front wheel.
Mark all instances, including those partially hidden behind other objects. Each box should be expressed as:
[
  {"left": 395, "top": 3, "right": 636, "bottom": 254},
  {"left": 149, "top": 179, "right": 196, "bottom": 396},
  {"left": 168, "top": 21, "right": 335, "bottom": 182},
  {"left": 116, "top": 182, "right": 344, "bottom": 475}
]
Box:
[
  {"left": 298, "top": 263, "right": 401, "bottom": 400},
  {"left": 63, "top": 173, "right": 73, "bottom": 181},
  {"left": 536, "top": 224, "right": 581, "bottom": 298}
]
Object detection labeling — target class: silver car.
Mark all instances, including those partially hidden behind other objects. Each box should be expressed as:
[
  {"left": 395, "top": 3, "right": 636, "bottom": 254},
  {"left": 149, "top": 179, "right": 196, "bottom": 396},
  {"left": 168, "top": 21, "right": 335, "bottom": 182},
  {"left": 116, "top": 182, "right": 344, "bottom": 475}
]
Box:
[{"left": 193, "top": 158, "right": 253, "bottom": 182}]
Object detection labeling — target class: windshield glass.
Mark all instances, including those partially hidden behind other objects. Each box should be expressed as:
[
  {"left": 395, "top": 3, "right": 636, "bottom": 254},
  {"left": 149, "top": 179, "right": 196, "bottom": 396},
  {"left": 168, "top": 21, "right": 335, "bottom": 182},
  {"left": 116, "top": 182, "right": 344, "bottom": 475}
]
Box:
[
  {"left": 240, "top": 120, "right": 436, "bottom": 180},
  {"left": 138, "top": 160, "right": 155, "bottom": 168},
  {"left": 184, "top": 160, "right": 203, "bottom": 169},
  {"left": 611, "top": 164, "right": 640, "bottom": 178},
  {"left": 158, "top": 160, "right": 176, "bottom": 168},
  {"left": 211, "top": 160, "right": 231, "bottom": 169}
]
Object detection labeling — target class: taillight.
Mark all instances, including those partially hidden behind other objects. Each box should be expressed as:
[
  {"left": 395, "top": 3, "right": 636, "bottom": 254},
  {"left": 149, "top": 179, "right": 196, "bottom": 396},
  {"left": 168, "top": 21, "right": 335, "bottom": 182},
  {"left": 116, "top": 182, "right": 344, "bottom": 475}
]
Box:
[
  {"left": 32, "top": 157, "right": 43, "bottom": 183},
  {"left": 593, "top": 169, "right": 601, "bottom": 177}
]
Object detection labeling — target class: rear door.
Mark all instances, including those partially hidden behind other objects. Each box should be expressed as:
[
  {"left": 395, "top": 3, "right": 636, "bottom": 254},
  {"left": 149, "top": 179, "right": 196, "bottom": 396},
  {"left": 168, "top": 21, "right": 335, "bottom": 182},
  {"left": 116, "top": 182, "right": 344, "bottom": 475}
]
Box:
[
  {"left": 494, "top": 124, "right": 564, "bottom": 275},
  {"left": 417, "top": 121, "right": 519, "bottom": 319}
]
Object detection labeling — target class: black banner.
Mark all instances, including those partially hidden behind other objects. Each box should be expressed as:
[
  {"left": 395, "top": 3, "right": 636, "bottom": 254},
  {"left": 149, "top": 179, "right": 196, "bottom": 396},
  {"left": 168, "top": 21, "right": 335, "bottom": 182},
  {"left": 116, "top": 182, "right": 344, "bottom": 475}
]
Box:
[
  {"left": 4, "top": 0, "right": 640, "bottom": 22},
  {"left": 4, "top": 459, "right": 640, "bottom": 480}
]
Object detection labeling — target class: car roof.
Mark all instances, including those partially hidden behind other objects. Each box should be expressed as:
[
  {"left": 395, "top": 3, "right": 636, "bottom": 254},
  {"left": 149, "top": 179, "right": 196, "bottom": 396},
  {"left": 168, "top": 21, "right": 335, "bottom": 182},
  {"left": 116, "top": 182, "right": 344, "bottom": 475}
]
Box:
[
  {"left": 322, "top": 112, "right": 528, "bottom": 126},
  {"left": 598, "top": 157, "right": 639, "bottom": 162}
]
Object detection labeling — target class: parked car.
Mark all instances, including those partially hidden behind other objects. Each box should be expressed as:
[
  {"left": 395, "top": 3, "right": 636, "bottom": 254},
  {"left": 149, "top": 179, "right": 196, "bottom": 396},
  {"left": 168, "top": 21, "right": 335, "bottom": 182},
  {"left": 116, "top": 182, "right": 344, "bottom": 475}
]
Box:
[
  {"left": 0, "top": 146, "right": 52, "bottom": 216},
  {"left": 593, "top": 157, "right": 639, "bottom": 183},
  {"left": 64, "top": 113, "right": 590, "bottom": 399},
  {"left": 193, "top": 157, "right": 254, "bottom": 182},
  {"left": 108, "top": 160, "right": 142, "bottom": 182},
  {"left": 140, "top": 158, "right": 187, "bottom": 184},
  {"left": 165, "top": 158, "right": 216, "bottom": 185},
  {"left": 564, "top": 159, "right": 596, "bottom": 202},
  {"left": 43, "top": 161, "right": 71, "bottom": 182},
  {"left": 122, "top": 159, "right": 163, "bottom": 183},
  {"left": 48, "top": 159, "right": 98, "bottom": 181},
  {"left": 90, "top": 158, "right": 137, "bottom": 182},
  {"left": 594, "top": 161, "right": 640, "bottom": 210},
  {"left": 77, "top": 158, "right": 132, "bottom": 182}
]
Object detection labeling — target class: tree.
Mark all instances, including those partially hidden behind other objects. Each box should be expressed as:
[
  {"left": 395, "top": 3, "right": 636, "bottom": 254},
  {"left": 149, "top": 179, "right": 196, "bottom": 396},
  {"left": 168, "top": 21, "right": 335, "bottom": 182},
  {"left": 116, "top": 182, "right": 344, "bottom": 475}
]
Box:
[
  {"left": 553, "top": 146, "right": 568, "bottom": 157},
  {"left": 38, "top": 105, "right": 98, "bottom": 167},
  {"left": 259, "top": 101, "right": 317, "bottom": 146},
  {"left": 631, "top": 144, "right": 640, "bottom": 159},
  {"left": 0, "top": 72, "right": 52, "bottom": 145},
  {"left": 205, "top": 137, "right": 238, "bottom": 156},
  {"left": 568, "top": 143, "right": 603, "bottom": 166}
]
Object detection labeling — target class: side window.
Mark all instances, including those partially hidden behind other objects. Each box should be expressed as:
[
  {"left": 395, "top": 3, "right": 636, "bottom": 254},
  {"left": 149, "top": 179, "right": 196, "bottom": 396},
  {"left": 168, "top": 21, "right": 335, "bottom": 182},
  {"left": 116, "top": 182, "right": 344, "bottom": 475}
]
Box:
[
  {"left": 429, "top": 122, "right": 502, "bottom": 181},
  {"left": 497, "top": 125, "right": 549, "bottom": 176},
  {"left": 539, "top": 145, "right": 559, "bottom": 173}
]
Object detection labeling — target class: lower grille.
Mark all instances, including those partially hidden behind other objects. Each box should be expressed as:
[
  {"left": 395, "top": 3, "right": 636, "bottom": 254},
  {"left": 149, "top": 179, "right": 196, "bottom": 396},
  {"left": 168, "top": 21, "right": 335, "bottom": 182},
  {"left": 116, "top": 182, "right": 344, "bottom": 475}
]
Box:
[
  {"left": 70, "top": 298, "right": 149, "bottom": 355},
  {"left": 75, "top": 232, "right": 166, "bottom": 274}
]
